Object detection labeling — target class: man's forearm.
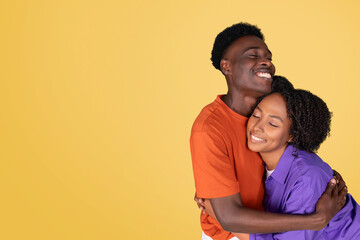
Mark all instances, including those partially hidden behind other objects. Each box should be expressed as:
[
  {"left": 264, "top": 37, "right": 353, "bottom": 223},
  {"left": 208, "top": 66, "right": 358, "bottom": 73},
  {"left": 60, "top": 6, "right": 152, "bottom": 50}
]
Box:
[
  {"left": 215, "top": 204, "right": 325, "bottom": 234},
  {"left": 209, "top": 179, "right": 341, "bottom": 234}
]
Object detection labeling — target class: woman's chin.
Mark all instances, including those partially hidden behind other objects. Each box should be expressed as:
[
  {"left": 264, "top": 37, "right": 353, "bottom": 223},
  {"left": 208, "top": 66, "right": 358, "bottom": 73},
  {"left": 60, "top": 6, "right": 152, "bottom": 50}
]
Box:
[{"left": 247, "top": 142, "right": 262, "bottom": 153}]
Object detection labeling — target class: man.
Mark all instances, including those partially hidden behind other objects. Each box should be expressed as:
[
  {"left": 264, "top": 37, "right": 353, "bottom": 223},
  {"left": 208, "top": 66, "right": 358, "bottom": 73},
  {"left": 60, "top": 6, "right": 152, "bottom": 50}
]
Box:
[{"left": 190, "top": 23, "right": 347, "bottom": 240}]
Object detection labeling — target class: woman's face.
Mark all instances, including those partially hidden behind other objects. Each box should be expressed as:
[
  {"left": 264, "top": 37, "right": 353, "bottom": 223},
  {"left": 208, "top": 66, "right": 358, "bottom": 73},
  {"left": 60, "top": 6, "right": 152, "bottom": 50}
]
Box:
[{"left": 247, "top": 93, "right": 292, "bottom": 156}]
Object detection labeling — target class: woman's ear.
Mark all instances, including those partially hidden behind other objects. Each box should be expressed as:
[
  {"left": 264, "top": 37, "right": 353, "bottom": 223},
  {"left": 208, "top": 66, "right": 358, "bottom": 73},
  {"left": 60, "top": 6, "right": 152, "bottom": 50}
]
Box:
[{"left": 287, "top": 135, "right": 293, "bottom": 143}]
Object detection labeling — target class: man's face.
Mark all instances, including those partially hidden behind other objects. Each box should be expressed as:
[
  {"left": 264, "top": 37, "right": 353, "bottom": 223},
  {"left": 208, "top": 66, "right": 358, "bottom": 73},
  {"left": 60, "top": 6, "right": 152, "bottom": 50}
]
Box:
[{"left": 222, "top": 35, "right": 275, "bottom": 96}]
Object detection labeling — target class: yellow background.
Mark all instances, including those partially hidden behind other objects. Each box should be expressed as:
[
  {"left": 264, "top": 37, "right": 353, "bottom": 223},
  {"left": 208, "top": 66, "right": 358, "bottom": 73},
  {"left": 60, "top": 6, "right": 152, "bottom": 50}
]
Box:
[{"left": 1, "top": 1, "right": 359, "bottom": 239}]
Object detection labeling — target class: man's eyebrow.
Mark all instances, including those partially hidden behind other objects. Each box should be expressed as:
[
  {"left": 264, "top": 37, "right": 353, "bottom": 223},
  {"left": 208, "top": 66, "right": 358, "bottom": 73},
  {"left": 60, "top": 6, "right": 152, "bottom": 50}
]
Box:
[{"left": 244, "top": 47, "right": 272, "bottom": 55}]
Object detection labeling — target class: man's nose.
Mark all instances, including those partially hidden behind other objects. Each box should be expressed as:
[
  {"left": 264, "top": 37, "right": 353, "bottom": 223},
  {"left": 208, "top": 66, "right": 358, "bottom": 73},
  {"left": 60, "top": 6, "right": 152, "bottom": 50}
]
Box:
[{"left": 259, "top": 57, "right": 272, "bottom": 67}]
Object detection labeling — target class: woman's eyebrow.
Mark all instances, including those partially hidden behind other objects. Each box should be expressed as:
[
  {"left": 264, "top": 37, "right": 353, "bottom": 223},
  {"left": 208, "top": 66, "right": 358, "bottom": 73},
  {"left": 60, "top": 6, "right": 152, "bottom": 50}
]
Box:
[
  {"left": 269, "top": 115, "right": 283, "bottom": 122},
  {"left": 257, "top": 106, "right": 283, "bottom": 122}
]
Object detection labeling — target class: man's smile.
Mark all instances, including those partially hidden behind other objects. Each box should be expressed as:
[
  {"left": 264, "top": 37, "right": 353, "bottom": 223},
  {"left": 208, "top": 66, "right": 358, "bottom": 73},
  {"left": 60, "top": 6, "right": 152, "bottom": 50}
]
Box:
[{"left": 255, "top": 72, "right": 272, "bottom": 79}]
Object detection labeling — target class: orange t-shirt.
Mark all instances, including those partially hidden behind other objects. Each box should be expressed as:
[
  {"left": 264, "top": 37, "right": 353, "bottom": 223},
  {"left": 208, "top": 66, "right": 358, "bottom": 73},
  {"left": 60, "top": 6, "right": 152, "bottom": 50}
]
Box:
[{"left": 190, "top": 95, "right": 265, "bottom": 240}]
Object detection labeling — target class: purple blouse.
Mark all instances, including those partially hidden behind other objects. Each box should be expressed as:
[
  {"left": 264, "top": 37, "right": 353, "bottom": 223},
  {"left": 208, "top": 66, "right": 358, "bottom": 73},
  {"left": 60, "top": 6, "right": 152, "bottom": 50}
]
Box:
[{"left": 250, "top": 145, "right": 360, "bottom": 239}]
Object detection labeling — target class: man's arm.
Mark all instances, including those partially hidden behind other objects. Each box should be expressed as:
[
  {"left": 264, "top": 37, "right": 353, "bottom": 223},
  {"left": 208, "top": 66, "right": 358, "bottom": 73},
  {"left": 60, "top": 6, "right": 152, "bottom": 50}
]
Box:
[
  {"left": 191, "top": 128, "right": 347, "bottom": 234},
  {"left": 202, "top": 198, "right": 250, "bottom": 240},
  {"left": 248, "top": 170, "right": 340, "bottom": 240},
  {"left": 333, "top": 169, "right": 347, "bottom": 198},
  {"left": 207, "top": 178, "right": 345, "bottom": 234},
  {"left": 195, "top": 170, "right": 348, "bottom": 234}
]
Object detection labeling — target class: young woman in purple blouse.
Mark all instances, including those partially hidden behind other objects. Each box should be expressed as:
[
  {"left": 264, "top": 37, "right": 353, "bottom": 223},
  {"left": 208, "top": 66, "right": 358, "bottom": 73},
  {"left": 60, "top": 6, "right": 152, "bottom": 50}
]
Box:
[{"left": 246, "top": 83, "right": 360, "bottom": 239}]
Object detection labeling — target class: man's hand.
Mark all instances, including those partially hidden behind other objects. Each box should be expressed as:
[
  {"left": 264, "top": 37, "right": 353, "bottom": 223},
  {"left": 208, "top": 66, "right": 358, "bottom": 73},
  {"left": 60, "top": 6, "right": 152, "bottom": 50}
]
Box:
[
  {"left": 333, "top": 169, "right": 348, "bottom": 209},
  {"left": 313, "top": 177, "right": 347, "bottom": 230}
]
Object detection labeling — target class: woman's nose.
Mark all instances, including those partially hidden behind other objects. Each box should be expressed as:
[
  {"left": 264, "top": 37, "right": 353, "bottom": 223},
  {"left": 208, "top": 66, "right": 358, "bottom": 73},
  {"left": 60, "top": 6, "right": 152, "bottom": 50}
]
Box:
[{"left": 253, "top": 121, "right": 264, "bottom": 132}]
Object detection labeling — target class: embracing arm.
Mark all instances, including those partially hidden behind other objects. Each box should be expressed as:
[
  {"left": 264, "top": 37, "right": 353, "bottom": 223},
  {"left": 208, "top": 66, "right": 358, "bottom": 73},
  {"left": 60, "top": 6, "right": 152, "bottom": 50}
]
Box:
[
  {"left": 333, "top": 169, "right": 347, "bottom": 194},
  {"left": 208, "top": 178, "right": 344, "bottom": 234},
  {"left": 191, "top": 128, "right": 348, "bottom": 234},
  {"left": 202, "top": 198, "right": 250, "bottom": 240}
]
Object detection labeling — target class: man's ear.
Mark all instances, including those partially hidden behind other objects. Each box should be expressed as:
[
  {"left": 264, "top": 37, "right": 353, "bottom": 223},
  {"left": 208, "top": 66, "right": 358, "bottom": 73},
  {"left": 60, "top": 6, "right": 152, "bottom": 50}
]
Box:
[{"left": 220, "top": 59, "right": 231, "bottom": 75}]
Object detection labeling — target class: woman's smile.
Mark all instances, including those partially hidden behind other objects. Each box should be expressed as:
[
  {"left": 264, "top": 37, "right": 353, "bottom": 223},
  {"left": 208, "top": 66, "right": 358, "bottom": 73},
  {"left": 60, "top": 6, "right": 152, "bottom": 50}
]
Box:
[
  {"left": 249, "top": 133, "right": 266, "bottom": 143},
  {"left": 247, "top": 93, "right": 292, "bottom": 169}
]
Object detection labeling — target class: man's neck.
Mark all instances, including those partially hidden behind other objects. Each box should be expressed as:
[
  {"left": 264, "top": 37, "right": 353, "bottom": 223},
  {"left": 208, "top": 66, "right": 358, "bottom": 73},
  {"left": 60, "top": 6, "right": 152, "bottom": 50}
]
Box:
[{"left": 221, "top": 92, "right": 258, "bottom": 117}]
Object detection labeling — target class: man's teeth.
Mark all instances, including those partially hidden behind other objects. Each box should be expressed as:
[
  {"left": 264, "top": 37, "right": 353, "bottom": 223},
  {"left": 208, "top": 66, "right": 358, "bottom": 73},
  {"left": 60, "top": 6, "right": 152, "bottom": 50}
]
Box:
[{"left": 256, "top": 72, "right": 271, "bottom": 78}]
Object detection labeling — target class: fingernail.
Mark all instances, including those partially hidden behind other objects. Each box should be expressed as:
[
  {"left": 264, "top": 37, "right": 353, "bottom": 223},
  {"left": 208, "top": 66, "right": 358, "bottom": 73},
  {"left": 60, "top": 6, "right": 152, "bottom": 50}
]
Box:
[{"left": 330, "top": 179, "right": 336, "bottom": 184}]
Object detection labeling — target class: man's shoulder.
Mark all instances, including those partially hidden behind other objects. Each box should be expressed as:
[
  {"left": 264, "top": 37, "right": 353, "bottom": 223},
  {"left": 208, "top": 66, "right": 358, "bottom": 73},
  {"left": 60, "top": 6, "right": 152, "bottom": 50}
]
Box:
[{"left": 191, "top": 99, "right": 227, "bottom": 133}]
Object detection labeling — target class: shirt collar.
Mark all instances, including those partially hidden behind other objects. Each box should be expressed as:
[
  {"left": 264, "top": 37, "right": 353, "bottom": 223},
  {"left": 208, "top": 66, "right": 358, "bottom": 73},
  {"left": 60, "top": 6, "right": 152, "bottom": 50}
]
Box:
[
  {"left": 215, "top": 95, "right": 249, "bottom": 121},
  {"left": 269, "top": 144, "right": 297, "bottom": 184}
]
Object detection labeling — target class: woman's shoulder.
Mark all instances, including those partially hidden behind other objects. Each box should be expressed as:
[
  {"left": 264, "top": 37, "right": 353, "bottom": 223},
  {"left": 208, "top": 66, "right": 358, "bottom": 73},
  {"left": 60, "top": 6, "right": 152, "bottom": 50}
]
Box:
[
  {"left": 282, "top": 150, "right": 333, "bottom": 211},
  {"left": 294, "top": 150, "right": 332, "bottom": 174},
  {"left": 283, "top": 149, "right": 332, "bottom": 185}
]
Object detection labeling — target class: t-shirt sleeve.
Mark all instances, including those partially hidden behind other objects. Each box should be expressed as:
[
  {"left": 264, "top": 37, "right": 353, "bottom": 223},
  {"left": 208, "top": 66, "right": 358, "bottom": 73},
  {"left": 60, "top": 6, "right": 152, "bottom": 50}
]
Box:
[{"left": 190, "top": 131, "right": 240, "bottom": 198}]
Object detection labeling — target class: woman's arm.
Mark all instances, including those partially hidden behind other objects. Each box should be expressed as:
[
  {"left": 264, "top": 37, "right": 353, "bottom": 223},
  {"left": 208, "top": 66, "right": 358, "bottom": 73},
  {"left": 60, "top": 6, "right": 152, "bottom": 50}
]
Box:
[{"left": 207, "top": 178, "right": 344, "bottom": 234}]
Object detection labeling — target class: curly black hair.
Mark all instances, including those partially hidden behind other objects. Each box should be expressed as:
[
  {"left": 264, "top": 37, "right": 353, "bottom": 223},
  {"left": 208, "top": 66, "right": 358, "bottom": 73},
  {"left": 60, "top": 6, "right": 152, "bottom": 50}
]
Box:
[
  {"left": 211, "top": 22, "right": 264, "bottom": 71},
  {"left": 271, "top": 75, "right": 294, "bottom": 92},
  {"left": 253, "top": 84, "right": 332, "bottom": 153},
  {"left": 283, "top": 89, "right": 332, "bottom": 153}
]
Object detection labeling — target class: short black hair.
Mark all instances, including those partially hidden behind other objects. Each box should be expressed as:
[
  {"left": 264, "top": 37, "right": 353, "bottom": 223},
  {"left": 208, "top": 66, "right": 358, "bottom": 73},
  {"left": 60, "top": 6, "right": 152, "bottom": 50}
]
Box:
[{"left": 211, "top": 22, "right": 264, "bottom": 71}]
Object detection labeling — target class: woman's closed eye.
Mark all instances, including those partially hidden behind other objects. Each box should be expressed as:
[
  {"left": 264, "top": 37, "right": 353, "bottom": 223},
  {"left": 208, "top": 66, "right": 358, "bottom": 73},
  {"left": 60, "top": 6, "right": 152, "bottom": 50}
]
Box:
[{"left": 269, "top": 122, "right": 279, "bottom": 128}]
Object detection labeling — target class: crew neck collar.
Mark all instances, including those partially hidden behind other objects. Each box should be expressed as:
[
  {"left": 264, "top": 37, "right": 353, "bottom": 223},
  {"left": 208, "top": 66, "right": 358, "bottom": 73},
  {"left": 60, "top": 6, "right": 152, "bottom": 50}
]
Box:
[{"left": 215, "top": 95, "right": 249, "bottom": 122}]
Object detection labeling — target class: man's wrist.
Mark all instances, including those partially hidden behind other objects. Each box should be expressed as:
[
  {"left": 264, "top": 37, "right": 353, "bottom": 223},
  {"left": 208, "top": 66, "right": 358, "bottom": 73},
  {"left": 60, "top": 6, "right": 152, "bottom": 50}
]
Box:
[{"left": 310, "top": 213, "right": 327, "bottom": 231}]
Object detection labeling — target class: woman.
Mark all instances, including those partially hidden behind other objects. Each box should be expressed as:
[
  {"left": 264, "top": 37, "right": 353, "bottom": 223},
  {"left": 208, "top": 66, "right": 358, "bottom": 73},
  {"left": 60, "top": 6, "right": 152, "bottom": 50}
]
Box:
[{"left": 246, "top": 89, "right": 360, "bottom": 239}]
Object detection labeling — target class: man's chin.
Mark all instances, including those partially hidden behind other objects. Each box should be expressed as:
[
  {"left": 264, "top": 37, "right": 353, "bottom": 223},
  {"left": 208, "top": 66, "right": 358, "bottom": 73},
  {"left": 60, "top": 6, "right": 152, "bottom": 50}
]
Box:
[{"left": 257, "top": 86, "right": 272, "bottom": 96}]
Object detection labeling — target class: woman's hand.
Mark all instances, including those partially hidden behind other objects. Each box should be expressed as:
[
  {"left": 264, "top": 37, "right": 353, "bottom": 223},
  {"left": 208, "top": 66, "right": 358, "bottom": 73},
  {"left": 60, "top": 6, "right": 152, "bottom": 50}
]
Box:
[
  {"left": 194, "top": 192, "right": 206, "bottom": 214},
  {"left": 194, "top": 193, "right": 218, "bottom": 220}
]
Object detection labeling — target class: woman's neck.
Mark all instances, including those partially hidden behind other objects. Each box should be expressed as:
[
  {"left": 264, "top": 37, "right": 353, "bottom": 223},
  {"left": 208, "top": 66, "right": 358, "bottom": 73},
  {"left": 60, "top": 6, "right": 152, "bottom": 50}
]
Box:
[{"left": 259, "top": 145, "right": 288, "bottom": 171}]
